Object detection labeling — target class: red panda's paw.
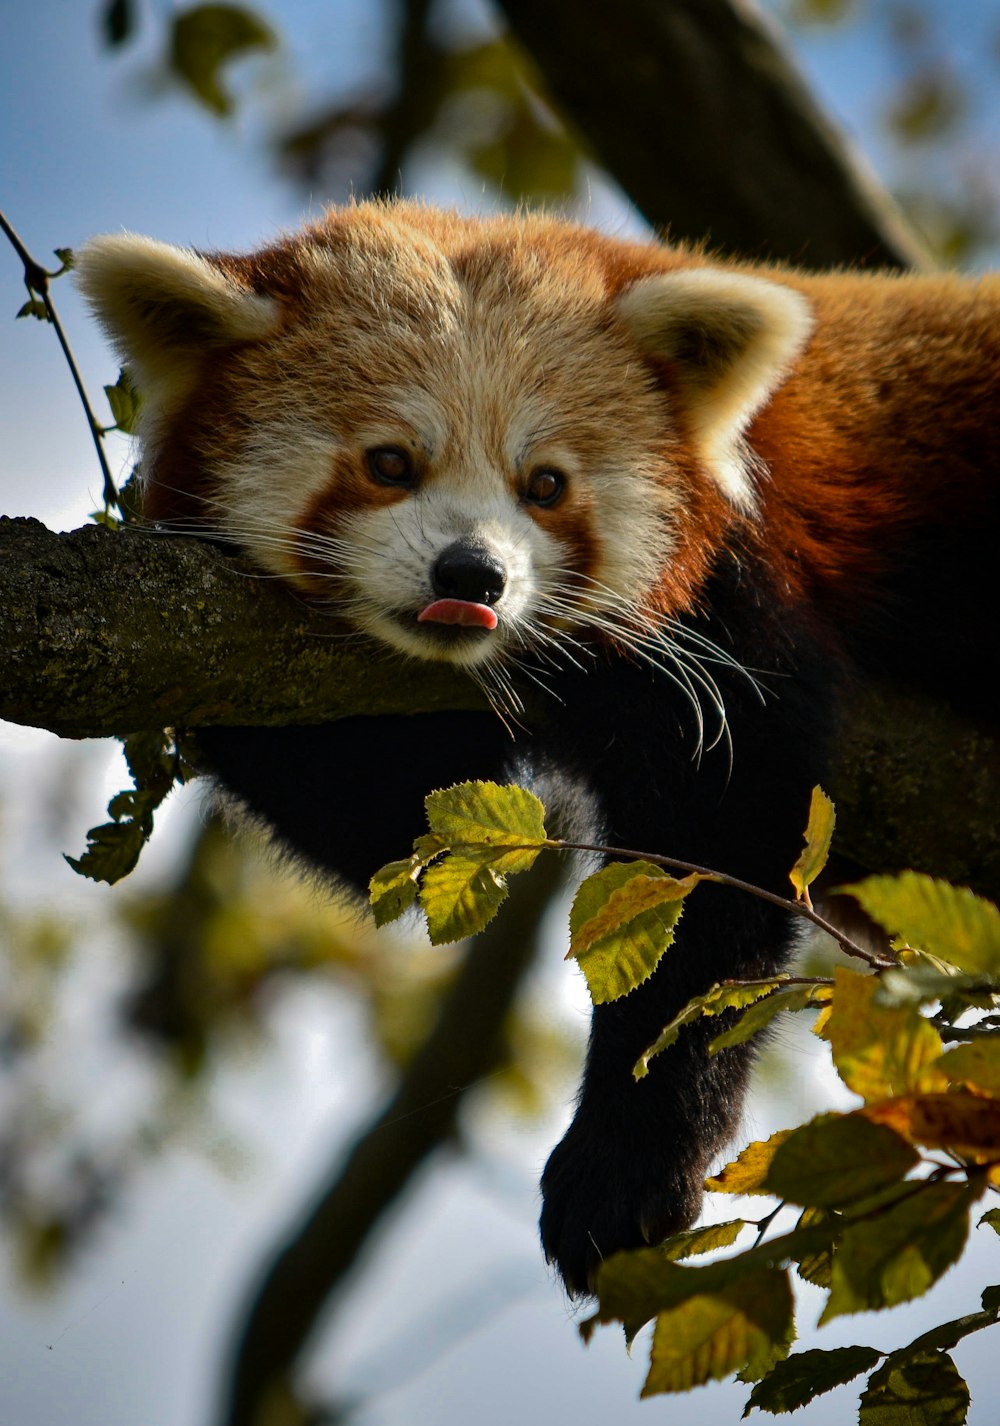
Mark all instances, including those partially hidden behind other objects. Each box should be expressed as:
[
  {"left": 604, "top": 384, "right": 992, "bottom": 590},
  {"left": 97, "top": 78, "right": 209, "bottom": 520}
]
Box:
[{"left": 538, "top": 1114, "right": 703, "bottom": 1298}]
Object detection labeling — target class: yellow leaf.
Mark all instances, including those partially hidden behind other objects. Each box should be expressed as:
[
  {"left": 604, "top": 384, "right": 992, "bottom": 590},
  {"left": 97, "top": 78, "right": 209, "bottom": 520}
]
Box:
[
  {"left": 937, "top": 1040, "right": 1000, "bottom": 1096},
  {"left": 863, "top": 1091, "right": 1000, "bottom": 1160},
  {"left": 705, "top": 1130, "right": 793, "bottom": 1195},
  {"left": 643, "top": 1269, "right": 794, "bottom": 1395},
  {"left": 789, "top": 786, "right": 835, "bottom": 902},
  {"left": 635, "top": 979, "right": 781, "bottom": 1077},
  {"left": 569, "top": 866, "right": 699, "bottom": 1006},
  {"left": 840, "top": 873, "right": 1000, "bottom": 975},
  {"left": 821, "top": 967, "right": 946, "bottom": 1102},
  {"left": 424, "top": 780, "right": 547, "bottom": 873}
]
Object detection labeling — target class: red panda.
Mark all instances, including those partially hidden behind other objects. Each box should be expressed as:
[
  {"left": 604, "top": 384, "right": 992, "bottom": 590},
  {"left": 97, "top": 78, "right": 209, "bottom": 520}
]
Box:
[{"left": 76, "top": 201, "right": 999, "bottom": 1295}]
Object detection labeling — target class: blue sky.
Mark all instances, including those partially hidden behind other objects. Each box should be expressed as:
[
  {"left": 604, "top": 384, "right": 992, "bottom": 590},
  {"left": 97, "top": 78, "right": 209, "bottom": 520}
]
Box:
[{"left": 3, "top": 4, "right": 1000, "bottom": 1425}]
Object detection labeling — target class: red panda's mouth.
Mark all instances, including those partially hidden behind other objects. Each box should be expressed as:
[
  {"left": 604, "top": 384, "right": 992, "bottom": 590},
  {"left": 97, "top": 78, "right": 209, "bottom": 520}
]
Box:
[{"left": 417, "top": 598, "right": 499, "bottom": 631}]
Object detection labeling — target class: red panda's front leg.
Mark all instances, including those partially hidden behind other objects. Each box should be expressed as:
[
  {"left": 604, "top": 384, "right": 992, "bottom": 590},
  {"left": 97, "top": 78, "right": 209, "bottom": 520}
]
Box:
[{"left": 535, "top": 625, "right": 830, "bottom": 1296}]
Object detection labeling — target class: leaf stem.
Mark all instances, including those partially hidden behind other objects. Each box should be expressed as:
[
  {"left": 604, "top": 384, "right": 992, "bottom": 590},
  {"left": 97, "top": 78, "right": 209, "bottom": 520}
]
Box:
[
  {"left": 545, "top": 837, "right": 895, "bottom": 969},
  {"left": 0, "top": 209, "right": 119, "bottom": 509}
]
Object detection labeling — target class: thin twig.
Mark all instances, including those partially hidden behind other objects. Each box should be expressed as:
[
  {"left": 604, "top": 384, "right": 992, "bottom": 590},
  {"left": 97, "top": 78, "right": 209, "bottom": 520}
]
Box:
[
  {"left": 0, "top": 209, "right": 119, "bottom": 509},
  {"left": 545, "top": 836, "right": 897, "bottom": 970}
]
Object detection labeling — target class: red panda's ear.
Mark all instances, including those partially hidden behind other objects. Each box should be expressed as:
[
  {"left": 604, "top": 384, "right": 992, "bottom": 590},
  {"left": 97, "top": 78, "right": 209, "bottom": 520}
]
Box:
[
  {"left": 75, "top": 234, "right": 277, "bottom": 409},
  {"left": 616, "top": 270, "right": 813, "bottom": 507}
]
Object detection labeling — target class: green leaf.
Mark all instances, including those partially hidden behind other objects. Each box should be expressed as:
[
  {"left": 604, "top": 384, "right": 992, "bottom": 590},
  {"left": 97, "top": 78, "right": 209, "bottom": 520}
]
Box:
[
  {"left": 709, "top": 982, "right": 830, "bottom": 1053},
  {"left": 821, "top": 1181, "right": 980, "bottom": 1323},
  {"left": 636, "top": 978, "right": 781, "bottom": 1077},
  {"left": 821, "top": 967, "right": 945, "bottom": 1102},
  {"left": 16, "top": 298, "right": 49, "bottom": 321},
  {"left": 789, "top": 786, "right": 835, "bottom": 900},
  {"left": 745, "top": 1344, "right": 882, "bottom": 1416},
  {"left": 660, "top": 1219, "right": 748, "bottom": 1261},
  {"left": 104, "top": 369, "right": 142, "bottom": 433},
  {"left": 66, "top": 731, "right": 181, "bottom": 884},
  {"left": 169, "top": 4, "right": 276, "bottom": 116},
  {"left": 859, "top": 1349, "right": 970, "bottom": 1425},
  {"left": 982, "top": 1284, "right": 1000, "bottom": 1312},
  {"left": 841, "top": 873, "right": 1000, "bottom": 976},
  {"left": 765, "top": 1112, "right": 919, "bottom": 1208},
  {"left": 793, "top": 1207, "right": 836, "bottom": 1288},
  {"left": 65, "top": 819, "right": 147, "bottom": 884},
  {"left": 979, "top": 1209, "right": 1000, "bottom": 1236},
  {"left": 369, "top": 857, "right": 421, "bottom": 927},
  {"left": 419, "top": 852, "right": 508, "bottom": 944},
  {"left": 938, "top": 1040, "right": 1000, "bottom": 1095},
  {"left": 643, "top": 1268, "right": 795, "bottom": 1396},
  {"left": 569, "top": 864, "right": 698, "bottom": 1007}
]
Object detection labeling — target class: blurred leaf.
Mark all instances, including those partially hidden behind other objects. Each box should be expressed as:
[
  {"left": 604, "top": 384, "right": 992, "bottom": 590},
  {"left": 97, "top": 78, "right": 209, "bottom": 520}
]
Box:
[
  {"left": 103, "top": 0, "right": 134, "bottom": 47},
  {"left": 840, "top": 874, "right": 1000, "bottom": 976},
  {"left": 16, "top": 298, "right": 49, "bottom": 321},
  {"left": 794, "top": 1206, "right": 836, "bottom": 1288},
  {"left": 864, "top": 1091, "right": 1000, "bottom": 1159},
  {"left": 887, "top": 68, "right": 965, "bottom": 145},
  {"left": 821, "top": 1181, "right": 981, "bottom": 1323},
  {"left": 765, "top": 1112, "right": 919, "bottom": 1208},
  {"left": 169, "top": 4, "right": 276, "bottom": 116},
  {"left": 937, "top": 1040, "right": 1000, "bottom": 1096},
  {"left": 820, "top": 967, "right": 946, "bottom": 1102}
]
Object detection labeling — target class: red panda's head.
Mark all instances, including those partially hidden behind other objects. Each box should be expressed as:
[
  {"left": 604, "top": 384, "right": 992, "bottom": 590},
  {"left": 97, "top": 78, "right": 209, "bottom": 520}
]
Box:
[{"left": 76, "top": 203, "right": 811, "bottom": 689}]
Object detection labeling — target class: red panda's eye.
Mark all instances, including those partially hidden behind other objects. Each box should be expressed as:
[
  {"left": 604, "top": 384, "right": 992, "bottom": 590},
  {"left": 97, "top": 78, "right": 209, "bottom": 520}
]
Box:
[
  {"left": 367, "top": 445, "right": 417, "bottom": 488},
  {"left": 524, "top": 467, "right": 566, "bottom": 507}
]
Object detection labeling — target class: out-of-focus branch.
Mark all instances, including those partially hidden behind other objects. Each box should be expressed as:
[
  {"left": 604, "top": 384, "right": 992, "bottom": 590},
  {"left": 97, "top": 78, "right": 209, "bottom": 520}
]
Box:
[
  {"left": 496, "top": 0, "right": 927, "bottom": 268},
  {"left": 218, "top": 853, "right": 567, "bottom": 1426}
]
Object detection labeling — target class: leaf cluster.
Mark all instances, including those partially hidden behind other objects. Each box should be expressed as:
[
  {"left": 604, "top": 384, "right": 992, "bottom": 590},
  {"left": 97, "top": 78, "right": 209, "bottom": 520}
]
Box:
[
  {"left": 66, "top": 731, "right": 191, "bottom": 885},
  {"left": 372, "top": 782, "right": 1000, "bottom": 1419}
]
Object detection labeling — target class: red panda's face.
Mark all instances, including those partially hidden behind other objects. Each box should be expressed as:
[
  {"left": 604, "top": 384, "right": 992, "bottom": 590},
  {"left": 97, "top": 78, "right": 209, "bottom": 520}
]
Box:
[{"left": 75, "top": 204, "right": 812, "bottom": 689}]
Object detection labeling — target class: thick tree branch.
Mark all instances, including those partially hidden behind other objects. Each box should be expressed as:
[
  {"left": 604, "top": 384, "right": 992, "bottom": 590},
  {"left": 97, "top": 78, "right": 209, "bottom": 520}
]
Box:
[
  {"left": 0, "top": 517, "right": 485, "bottom": 738},
  {"left": 3, "top": 516, "right": 998, "bottom": 902},
  {"left": 496, "top": 0, "right": 927, "bottom": 268},
  {"left": 219, "top": 853, "right": 567, "bottom": 1426}
]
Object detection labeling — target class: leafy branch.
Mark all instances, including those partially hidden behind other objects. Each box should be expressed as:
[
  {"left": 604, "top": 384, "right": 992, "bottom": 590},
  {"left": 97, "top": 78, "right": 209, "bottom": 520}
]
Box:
[
  {"left": 0, "top": 210, "right": 119, "bottom": 510},
  {"left": 368, "top": 779, "right": 1000, "bottom": 1416}
]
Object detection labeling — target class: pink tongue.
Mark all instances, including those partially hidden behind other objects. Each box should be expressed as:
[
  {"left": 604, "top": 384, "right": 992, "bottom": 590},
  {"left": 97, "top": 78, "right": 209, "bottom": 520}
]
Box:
[{"left": 418, "top": 599, "right": 498, "bottom": 630}]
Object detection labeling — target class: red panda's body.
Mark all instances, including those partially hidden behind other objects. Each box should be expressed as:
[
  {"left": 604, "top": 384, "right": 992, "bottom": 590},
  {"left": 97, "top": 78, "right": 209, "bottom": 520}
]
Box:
[{"left": 77, "top": 203, "right": 999, "bottom": 1294}]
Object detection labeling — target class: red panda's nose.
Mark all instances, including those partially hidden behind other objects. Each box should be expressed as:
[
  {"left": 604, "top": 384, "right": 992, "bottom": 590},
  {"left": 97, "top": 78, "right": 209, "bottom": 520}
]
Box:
[{"left": 431, "top": 543, "right": 507, "bottom": 607}]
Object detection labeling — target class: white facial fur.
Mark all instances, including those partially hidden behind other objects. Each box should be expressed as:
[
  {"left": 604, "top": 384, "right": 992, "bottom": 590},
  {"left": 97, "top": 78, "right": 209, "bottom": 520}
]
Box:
[{"left": 74, "top": 207, "right": 813, "bottom": 679}]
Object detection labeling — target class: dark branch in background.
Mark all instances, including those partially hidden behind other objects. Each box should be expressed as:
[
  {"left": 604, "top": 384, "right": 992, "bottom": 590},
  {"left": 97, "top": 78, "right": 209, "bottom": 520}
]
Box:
[
  {"left": 494, "top": 0, "right": 928, "bottom": 268},
  {"left": 219, "top": 853, "right": 567, "bottom": 1426}
]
